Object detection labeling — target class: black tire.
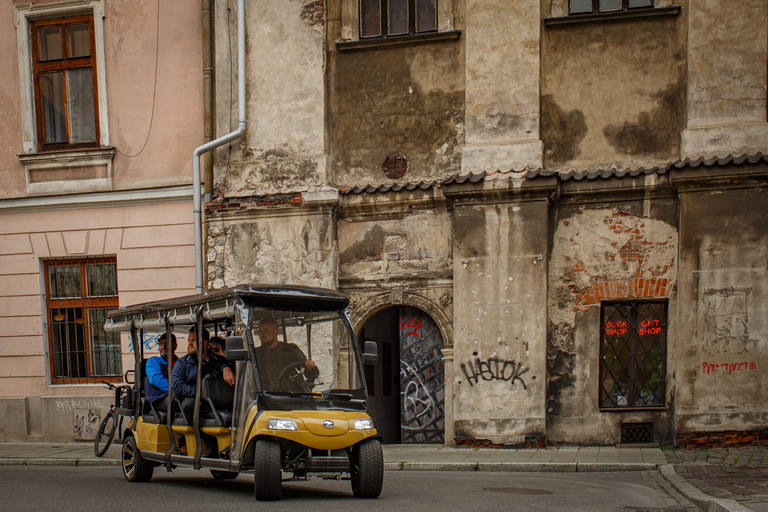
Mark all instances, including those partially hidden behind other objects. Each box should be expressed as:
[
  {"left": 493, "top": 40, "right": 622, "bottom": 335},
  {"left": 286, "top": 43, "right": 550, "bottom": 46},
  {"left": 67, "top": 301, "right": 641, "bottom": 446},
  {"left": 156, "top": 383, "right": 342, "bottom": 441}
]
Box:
[
  {"left": 211, "top": 470, "right": 239, "bottom": 480},
  {"left": 122, "top": 435, "right": 153, "bottom": 482},
  {"left": 253, "top": 439, "right": 282, "bottom": 500},
  {"left": 93, "top": 411, "right": 116, "bottom": 457},
  {"left": 351, "top": 438, "right": 383, "bottom": 498}
]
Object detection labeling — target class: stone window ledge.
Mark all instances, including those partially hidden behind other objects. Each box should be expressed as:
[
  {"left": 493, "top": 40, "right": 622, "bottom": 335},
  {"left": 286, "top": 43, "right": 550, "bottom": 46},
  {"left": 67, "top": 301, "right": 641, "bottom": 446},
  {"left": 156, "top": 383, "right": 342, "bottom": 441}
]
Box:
[
  {"left": 544, "top": 6, "right": 681, "bottom": 27},
  {"left": 19, "top": 147, "right": 116, "bottom": 196},
  {"left": 336, "top": 30, "right": 461, "bottom": 53}
]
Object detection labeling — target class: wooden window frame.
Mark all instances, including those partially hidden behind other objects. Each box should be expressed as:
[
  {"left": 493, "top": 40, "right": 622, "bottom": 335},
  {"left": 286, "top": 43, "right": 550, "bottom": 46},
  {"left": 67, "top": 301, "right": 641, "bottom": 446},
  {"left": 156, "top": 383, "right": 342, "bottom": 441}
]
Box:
[
  {"left": 569, "top": 0, "right": 653, "bottom": 15},
  {"left": 599, "top": 300, "right": 667, "bottom": 411},
  {"left": 30, "top": 15, "right": 100, "bottom": 152},
  {"left": 44, "top": 256, "right": 120, "bottom": 384},
  {"left": 360, "top": 0, "right": 438, "bottom": 39}
]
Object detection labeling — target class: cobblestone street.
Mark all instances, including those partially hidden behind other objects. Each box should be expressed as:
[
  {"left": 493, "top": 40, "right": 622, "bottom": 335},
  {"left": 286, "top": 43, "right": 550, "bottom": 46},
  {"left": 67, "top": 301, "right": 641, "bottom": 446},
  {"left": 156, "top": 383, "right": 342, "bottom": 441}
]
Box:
[{"left": 665, "top": 446, "right": 768, "bottom": 510}]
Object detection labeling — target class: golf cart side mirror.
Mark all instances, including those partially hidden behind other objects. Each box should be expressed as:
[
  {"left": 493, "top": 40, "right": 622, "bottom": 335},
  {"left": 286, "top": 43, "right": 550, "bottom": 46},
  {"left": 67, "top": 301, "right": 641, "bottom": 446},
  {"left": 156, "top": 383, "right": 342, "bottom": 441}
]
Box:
[
  {"left": 362, "top": 339, "right": 378, "bottom": 364},
  {"left": 225, "top": 336, "right": 247, "bottom": 361}
]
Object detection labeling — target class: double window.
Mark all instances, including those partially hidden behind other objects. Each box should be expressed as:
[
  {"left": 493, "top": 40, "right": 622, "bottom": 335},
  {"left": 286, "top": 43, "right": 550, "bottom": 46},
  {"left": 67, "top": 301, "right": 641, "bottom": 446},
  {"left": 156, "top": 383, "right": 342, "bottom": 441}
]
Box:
[
  {"left": 44, "top": 257, "right": 120, "bottom": 384},
  {"left": 600, "top": 301, "right": 666, "bottom": 409},
  {"left": 30, "top": 15, "right": 99, "bottom": 150},
  {"left": 570, "top": 0, "right": 652, "bottom": 14},
  {"left": 360, "top": 0, "right": 437, "bottom": 38}
]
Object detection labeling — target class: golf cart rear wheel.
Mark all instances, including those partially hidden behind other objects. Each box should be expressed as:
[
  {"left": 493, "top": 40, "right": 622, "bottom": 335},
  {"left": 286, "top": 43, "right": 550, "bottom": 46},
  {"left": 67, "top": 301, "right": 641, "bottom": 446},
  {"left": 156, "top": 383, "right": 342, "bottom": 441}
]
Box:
[
  {"left": 351, "top": 438, "right": 383, "bottom": 498},
  {"left": 122, "top": 435, "right": 153, "bottom": 482},
  {"left": 253, "top": 439, "right": 282, "bottom": 500}
]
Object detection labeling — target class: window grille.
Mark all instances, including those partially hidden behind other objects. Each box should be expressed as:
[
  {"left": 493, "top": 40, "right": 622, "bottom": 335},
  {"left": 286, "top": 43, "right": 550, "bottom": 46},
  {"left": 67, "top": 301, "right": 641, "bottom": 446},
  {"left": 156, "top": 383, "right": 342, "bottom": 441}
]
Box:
[
  {"left": 44, "top": 256, "right": 120, "bottom": 384},
  {"left": 600, "top": 301, "right": 666, "bottom": 409}
]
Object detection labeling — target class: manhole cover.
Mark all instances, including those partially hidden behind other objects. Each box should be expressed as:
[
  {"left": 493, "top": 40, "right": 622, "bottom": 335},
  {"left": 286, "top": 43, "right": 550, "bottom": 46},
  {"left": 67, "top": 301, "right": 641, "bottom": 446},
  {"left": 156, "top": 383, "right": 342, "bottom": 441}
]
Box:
[{"left": 483, "top": 487, "right": 553, "bottom": 495}]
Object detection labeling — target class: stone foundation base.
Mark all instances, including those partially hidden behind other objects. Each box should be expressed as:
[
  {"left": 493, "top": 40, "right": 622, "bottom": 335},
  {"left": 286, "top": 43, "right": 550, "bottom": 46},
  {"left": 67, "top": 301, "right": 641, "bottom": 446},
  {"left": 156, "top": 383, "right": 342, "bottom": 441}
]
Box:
[{"left": 454, "top": 435, "right": 547, "bottom": 449}]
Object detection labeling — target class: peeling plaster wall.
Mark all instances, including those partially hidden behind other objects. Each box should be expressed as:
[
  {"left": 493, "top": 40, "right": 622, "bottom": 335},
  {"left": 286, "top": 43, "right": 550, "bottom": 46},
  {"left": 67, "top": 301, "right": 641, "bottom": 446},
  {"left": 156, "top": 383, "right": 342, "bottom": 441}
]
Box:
[
  {"left": 213, "top": 0, "right": 327, "bottom": 196},
  {"left": 541, "top": 2, "right": 686, "bottom": 170},
  {"left": 547, "top": 208, "right": 679, "bottom": 444},
  {"left": 338, "top": 210, "right": 453, "bottom": 278},
  {"left": 452, "top": 195, "right": 549, "bottom": 443},
  {"left": 676, "top": 186, "right": 768, "bottom": 433},
  {"left": 207, "top": 211, "right": 337, "bottom": 290}
]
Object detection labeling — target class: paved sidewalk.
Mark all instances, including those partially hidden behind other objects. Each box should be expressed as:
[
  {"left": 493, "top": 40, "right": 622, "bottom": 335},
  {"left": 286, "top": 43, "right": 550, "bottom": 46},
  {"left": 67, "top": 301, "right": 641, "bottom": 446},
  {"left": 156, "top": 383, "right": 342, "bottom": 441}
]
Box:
[{"left": 1, "top": 441, "right": 766, "bottom": 512}]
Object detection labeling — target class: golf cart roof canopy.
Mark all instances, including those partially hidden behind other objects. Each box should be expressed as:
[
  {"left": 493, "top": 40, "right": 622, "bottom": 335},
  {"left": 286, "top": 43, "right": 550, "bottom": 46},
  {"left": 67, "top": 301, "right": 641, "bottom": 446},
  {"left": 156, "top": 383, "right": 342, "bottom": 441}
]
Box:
[{"left": 104, "top": 283, "right": 349, "bottom": 332}]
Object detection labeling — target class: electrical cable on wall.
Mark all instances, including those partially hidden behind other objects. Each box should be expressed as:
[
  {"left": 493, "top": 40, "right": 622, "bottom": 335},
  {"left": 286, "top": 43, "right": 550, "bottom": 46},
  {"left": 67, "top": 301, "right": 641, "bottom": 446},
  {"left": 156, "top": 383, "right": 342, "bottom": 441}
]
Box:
[{"left": 116, "top": 0, "right": 160, "bottom": 158}]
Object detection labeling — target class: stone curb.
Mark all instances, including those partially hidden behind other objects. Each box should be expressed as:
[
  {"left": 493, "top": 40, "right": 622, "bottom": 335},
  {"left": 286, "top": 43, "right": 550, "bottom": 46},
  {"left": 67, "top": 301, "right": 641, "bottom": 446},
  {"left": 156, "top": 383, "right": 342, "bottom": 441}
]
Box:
[
  {"left": 658, "top": 464, "right": 753, "bottom": 512},
  {"left": 1, "top": 458, "right": 120, "bottom": 467},
  {"left": 383, "top": 461, "right": 658, "bottom": 472}
]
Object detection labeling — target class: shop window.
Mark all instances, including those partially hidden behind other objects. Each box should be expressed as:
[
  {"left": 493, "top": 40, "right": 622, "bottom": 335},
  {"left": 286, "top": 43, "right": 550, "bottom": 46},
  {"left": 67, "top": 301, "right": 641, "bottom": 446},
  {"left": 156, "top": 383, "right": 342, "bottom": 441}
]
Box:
[
  {"left": 30, "top": 16, "right": 99, "bottom": 150},
  {"left": 569, "top": 0, "right": 652, "bottom": 14},
  {"left": 360, "top": 0, "right": 437, "bottom": 38},
  {"left": 44, "top": 257, "right": 120, "bottom": 384},
  {"left": 600, "top": 301, "right": 666, "bottom": 409}
]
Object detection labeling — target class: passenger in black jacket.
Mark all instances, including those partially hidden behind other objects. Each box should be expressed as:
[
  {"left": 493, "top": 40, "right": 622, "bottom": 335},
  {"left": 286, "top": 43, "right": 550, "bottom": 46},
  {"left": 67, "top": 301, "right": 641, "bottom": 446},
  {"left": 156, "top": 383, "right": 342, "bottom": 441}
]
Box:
[{"left": 172, "top": 326, "right": 234, "bottom": 458}]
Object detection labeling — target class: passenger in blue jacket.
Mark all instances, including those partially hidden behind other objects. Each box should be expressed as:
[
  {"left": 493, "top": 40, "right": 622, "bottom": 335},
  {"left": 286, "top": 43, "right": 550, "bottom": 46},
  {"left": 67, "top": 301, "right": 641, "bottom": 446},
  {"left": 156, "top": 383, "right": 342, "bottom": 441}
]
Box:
[
  {"left": 145, "top": 332, "right": 178, "bottom": 410},
  {"left": 172, "top": 326, "right": 234, "bottom": 458}
]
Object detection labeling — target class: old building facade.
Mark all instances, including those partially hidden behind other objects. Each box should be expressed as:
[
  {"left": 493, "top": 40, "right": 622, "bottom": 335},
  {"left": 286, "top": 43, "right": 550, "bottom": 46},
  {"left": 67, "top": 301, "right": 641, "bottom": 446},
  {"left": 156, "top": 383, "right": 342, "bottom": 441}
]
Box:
[
  {"left": 0, "top": 0, "right": 201, "bottom": 440},
  {"left": 206, "top": 0, "right": 767, "bottom": 447}
]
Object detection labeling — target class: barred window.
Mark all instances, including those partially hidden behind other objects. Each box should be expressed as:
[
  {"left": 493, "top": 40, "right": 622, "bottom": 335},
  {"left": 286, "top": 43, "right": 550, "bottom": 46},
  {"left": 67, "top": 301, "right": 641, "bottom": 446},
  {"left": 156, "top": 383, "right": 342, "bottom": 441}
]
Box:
[
  {"left": 44, "top": 257, "right": 120, "bottom": 384},
  {"left": 600, "top": 301, "right": 666, "bottom": 409}
]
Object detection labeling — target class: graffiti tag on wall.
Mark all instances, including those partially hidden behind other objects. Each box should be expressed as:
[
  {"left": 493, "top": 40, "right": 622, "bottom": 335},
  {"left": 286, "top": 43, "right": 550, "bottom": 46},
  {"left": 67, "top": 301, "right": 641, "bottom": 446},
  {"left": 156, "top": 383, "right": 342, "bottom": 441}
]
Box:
[
  {"left": 702, "top": 288, "right": 754, "bottom": 355},
  {"left": 702, "top": 361, "right": 757, "bottom": 375},
  {"left": 399, "top": 307, "right": 445, "bottom": 444},
  {"left": 74, "top": 409, "right": 101, "bottom": 440},
  {"left": 128, "top": 333, "right": 187, "bottom": 352},
  {"left": 55, "top": 398, "right": 105, "bottom": 412},
  {"left": 460, "top": 355, "right": 529, "bottom": 390}
]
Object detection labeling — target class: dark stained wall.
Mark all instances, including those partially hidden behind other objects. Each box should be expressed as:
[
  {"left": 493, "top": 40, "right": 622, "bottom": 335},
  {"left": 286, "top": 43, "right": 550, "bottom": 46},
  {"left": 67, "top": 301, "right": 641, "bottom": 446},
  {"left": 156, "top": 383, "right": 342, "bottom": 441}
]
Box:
[
  {"left": 328, "top": 33, "right": 465, "bottom": 185},
  {"left": 541, "top": 7, "right": 687, "bottom": 170}
]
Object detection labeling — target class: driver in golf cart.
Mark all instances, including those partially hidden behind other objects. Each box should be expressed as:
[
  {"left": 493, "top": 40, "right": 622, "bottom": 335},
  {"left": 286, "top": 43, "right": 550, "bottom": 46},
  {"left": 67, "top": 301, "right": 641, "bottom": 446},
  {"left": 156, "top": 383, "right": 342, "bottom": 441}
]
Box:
[{"left": 253, "top": 317, "right": 319, "bottom": 391}]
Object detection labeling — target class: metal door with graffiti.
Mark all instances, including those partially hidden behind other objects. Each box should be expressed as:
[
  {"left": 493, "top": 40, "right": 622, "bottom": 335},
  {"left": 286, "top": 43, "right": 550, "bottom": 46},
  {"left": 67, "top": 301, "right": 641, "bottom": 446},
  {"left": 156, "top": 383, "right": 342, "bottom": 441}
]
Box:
[{"left": 399, "top": 306, "right": 445, "bottom": 443}]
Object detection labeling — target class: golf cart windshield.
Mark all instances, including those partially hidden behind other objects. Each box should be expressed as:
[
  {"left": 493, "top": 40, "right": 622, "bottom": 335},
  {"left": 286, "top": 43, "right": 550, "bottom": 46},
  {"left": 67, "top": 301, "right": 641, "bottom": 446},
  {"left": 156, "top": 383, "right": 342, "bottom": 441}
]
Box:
[{"left": 249, "top": 308, "right": 362, "bottom": 396}]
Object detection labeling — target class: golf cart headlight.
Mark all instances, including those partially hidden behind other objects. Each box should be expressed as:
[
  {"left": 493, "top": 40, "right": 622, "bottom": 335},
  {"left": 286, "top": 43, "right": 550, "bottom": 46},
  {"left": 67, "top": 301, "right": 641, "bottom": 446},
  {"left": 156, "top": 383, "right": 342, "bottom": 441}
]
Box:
[
  {"left": 268, "top": 418, "right": 298, "bottom": 431},
  {"left": 354, "top": 418, "right": 374, "bottom": 430}
]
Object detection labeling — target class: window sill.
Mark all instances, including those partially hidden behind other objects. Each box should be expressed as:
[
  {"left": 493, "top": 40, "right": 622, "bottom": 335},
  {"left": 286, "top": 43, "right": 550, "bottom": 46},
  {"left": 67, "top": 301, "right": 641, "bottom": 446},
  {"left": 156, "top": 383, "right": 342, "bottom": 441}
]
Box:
[
  {"left": 544, "top": 6, "right": 681, "bottom": 27},
  {"left": 599, "top": 406, "right": 668, "bottom": 412},
  {"left": 19, "top": 147, "right": 116, "bottom": 197},
  {"left": 336, "top": 30, "right": 461, "bottom": 53}
]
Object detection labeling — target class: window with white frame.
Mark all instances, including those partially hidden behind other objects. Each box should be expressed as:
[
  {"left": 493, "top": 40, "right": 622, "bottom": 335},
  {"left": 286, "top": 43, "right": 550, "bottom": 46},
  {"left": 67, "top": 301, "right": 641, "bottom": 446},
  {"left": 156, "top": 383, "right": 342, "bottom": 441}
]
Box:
[{"left": 14, "top": 1, "right": 109, "bottom": 155}]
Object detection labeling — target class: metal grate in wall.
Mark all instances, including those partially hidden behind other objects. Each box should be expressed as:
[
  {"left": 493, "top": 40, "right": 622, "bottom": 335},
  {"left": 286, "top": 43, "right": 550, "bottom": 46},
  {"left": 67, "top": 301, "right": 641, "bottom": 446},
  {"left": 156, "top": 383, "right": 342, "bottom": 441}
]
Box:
[{"left": 621, "top": 422, "right": 654, "bottom": 444}]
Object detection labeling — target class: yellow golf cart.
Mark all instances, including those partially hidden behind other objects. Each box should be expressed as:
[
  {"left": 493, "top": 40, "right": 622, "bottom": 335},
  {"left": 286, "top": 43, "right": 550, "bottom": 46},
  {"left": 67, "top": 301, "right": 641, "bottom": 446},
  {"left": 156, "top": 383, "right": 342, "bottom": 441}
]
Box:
[{"left": 103, "top": 284, "right": 382, "bottom": 500}]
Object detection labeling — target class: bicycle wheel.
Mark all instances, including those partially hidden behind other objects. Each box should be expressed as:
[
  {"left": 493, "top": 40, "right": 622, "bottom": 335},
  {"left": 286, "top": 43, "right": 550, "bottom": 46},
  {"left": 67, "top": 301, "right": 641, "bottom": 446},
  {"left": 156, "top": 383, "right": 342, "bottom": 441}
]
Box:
[{"left": 94, "top": 411, "right": 117, "bottom": 457}]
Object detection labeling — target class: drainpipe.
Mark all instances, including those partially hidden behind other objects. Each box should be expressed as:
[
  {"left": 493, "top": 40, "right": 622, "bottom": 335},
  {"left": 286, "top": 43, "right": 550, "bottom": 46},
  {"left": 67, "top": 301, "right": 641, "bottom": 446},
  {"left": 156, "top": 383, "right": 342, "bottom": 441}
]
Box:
[
  {"left": 201, "top": 0, "right": 214, "bottom": 288},
  {"left": 192, "top": 0, "right": 246, "bottom": 293}
]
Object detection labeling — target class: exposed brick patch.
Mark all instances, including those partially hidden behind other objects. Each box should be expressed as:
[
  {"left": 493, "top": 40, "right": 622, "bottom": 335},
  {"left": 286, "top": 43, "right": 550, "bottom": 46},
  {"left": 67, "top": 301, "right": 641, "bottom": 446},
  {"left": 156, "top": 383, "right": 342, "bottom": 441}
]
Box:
[
  {"left": 205, "top": 192, "right": 303, "bottom": 214},
  {"left": 677, "top": 430, "right": 768, "bottom": 449},
  {"left": 559, "top": 210, "right": 677, "bottom": 312},
  {"left": 300, "top": 0, "right": 325, "bottom": 27},
  {"left": 455, "top": 435, "right": 547, "bottom": 449}
]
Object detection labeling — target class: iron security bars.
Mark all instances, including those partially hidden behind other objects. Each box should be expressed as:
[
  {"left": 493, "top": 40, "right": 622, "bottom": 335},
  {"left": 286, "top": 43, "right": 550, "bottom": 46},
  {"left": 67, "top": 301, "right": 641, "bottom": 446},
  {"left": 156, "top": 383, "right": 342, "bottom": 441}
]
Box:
[
  {"left": 44, "top": 256, "right": 121, "bottom": 384},
  {"left": 600, "top": 301, "right": 667, "bottom": 409}
]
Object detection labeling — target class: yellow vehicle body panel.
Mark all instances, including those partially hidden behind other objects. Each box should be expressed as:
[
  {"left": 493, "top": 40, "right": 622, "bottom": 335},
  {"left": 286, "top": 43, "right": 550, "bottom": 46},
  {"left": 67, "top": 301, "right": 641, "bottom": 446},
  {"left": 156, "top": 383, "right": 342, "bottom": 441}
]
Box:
[
  {"left": 244, "top": 408, "right": 377, "bottom": 452},
  {"left": 133, "top": 418, "right": 228, "bottom": 454}
]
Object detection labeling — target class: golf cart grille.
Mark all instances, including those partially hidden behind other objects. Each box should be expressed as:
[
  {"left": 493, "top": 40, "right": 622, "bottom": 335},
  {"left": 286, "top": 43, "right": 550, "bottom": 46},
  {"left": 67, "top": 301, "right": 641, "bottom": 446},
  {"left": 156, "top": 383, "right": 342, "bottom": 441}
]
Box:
[
  {"left": 305, "top": 456, "right": 350, "bottom": 472},
  {"left": 621, "top": 422, "right": 653, "bottom": 444}
]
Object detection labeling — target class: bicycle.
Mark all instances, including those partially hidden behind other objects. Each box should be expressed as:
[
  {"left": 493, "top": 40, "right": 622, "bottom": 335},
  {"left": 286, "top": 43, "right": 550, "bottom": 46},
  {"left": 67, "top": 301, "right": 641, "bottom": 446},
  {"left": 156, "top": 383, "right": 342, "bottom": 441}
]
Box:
[{"left": 94, "top": 371, "right": 135, "bottom": 457}]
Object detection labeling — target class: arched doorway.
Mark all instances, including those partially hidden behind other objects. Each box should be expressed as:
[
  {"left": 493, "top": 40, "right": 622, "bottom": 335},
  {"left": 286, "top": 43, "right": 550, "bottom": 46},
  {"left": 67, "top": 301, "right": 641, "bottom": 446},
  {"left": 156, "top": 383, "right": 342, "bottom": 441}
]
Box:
[{"left": 360, "top": 305, "right": 445, "bottom": 444}]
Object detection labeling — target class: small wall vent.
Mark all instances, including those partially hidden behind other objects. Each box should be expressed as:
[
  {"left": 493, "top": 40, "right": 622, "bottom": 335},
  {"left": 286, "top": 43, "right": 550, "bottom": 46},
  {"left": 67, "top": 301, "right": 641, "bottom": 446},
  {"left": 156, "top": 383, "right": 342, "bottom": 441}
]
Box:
[{"left": 621, "top": 422, "right": 654, "bottom": 444}]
